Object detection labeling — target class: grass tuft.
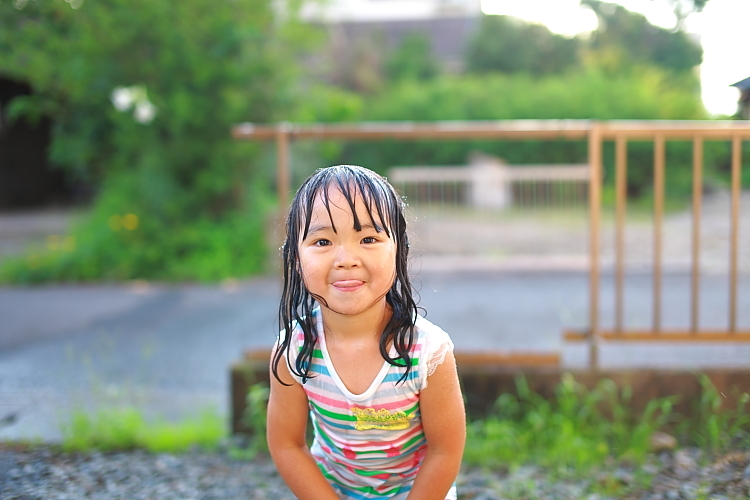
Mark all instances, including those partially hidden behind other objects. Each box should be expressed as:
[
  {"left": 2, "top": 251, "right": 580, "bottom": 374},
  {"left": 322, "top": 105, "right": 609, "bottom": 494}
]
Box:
[
  {"left": 60, "top": 407, "right": 225, "bottom": 453},
  {"left": 689, "top": 374, "right": 750, "bottom": 452}
]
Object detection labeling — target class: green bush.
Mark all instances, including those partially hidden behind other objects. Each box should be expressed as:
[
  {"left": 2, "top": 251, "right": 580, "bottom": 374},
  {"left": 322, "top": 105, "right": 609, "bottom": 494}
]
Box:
[
  {"left": 466, "top": 15, "right": 581, "bottom": 76},
  {"left": 0, "top": 0, "right": 305, "bottom": 282},
  {"left": 325, "top": 69, "right": 706, "bottom": 179},
  {"left": 1, "top": 170, "right": 272, "bottom": 282}
]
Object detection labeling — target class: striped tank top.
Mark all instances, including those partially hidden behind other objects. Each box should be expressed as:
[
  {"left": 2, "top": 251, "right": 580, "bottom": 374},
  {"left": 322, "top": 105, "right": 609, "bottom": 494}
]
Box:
[{"left": 283, "top": 308, "right": 456, "bottom": 500}]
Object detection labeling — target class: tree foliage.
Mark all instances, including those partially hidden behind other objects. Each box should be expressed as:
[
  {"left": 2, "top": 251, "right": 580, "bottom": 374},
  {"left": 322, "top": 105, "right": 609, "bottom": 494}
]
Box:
[
  {"left": 584, "top": 0, "right": 702, "bottom": 74},
  {"left": 0, "top": 0, "right": 302, "bottom": 281},
  {"left": 384, "top": 33, "right": 439, "bottom": 83},
  {"left": 466, "top": 15, "right": 581, "bottom": 76},
  {"left": 655, "top": 0, "right": 710, "bottom": 30},
  {"left": 465, "top": 4, "right": 702, "bottom": 79}
]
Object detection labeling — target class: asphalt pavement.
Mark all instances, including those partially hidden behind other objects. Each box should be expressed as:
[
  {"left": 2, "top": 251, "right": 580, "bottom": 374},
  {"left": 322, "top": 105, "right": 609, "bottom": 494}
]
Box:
[{"left": 1, "top": 269, "right": 749, "bottom": 442}]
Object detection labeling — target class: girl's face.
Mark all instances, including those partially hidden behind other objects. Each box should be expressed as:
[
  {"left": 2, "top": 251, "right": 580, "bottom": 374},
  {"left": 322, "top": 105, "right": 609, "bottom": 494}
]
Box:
[{"left": 297, "top": 187, "right": 397, "bottom": 318}]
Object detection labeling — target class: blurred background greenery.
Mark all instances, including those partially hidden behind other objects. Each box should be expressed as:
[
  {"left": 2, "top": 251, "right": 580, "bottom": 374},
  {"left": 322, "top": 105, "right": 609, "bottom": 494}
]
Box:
[{"left": 0, "top": 0, "right": 739, "bottom": 283}]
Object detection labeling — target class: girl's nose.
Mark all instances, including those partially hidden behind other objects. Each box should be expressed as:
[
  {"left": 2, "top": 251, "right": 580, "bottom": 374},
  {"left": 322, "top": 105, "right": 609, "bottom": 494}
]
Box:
[{"left": 334, "top": 243, "right": 361, "bottom": 268}]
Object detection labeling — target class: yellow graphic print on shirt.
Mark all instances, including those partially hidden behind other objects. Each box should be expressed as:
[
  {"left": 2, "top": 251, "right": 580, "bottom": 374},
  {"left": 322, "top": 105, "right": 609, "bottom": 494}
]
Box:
[{"left": 350, "top": 407, "right": 415, "bottom": 431}]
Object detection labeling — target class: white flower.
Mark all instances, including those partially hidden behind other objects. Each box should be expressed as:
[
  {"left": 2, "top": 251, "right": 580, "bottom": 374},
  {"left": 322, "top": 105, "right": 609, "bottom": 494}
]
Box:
[
  {"left": 134, "top": 101, "right": 157, "bottom": 124},
  {"left": 111, "top": 87, "right": 134, "bottom": 111},
  {"left": 111, "top": 85, "right": 158, "bottom": 124}
]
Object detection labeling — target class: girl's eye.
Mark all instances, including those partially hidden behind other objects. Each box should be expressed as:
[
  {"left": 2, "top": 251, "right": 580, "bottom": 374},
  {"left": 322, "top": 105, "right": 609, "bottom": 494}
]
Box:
[
  {"left": 314, "top": 239, "right": 331, "bottom": 247},
  {"left": 361, "top": 236, "right": 377, "bottom": 244}
]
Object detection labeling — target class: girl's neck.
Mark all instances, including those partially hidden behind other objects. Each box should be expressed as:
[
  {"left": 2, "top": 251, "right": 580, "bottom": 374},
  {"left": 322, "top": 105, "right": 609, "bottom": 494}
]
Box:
[{"left": 319, "top": 300, "right": 392, "bottom": 344}]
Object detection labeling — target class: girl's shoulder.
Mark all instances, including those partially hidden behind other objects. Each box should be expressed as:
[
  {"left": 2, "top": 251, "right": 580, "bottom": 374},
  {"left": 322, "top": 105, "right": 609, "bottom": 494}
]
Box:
[
  {"left": 414, "top": 314, "right": 452, "bottom": 346},
  {"left": 414, "top": 315, "right": 454, "bottom": 387}
]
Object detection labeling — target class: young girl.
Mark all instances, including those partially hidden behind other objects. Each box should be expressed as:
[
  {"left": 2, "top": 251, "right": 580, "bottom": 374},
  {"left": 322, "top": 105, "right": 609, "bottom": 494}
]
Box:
[{"left": 267, "top": 165, "right": 466, "bottom": 500}]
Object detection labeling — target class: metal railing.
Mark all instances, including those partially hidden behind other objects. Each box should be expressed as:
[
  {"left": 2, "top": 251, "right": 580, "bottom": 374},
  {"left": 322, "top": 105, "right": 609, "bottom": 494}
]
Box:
[
  {"left": 388, "top": 163, "right": 590, "bottom": 209},
  {"left": 385, "top": 161, "right": 590, "bottom": 267},
  {"left": 233, "top": 120, "right": 750, "bottom": 370},
  {"left": 572, "top": 122, "right": 750, "bottom": 369}
]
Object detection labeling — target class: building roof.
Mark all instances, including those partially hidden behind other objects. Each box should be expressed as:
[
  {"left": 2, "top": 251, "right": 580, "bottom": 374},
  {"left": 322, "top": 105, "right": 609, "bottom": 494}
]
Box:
[
  {"left": 730, "top": 76, "right": 750, "bottom": 91},
  {"left": 329, "top": 15, "right": 480, "bottom": 67},
  {"left": 301, "top": 0, "right": 481, "bottom": 24}
]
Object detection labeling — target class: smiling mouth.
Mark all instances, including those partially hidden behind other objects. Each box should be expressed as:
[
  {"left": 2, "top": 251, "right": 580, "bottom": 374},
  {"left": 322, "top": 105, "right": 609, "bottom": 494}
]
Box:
[{"left": 332, "top": 280, "right": 364, "bottom": 291}]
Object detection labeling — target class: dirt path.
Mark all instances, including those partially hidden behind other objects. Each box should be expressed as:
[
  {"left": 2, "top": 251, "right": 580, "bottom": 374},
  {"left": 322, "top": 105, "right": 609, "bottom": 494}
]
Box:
[{"left": 0, "top": 208, "right": 82, "bottom": 262}]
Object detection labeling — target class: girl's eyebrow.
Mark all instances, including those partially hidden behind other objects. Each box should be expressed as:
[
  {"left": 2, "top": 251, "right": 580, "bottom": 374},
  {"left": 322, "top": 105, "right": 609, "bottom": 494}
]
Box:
[
  {"left": 306, "top": 223, "right": 332, "bottom": 236},
  {"left": 361, "top": 222, "right": 384, "bottom": 232},
  {"left": 306, "top": 222, "right": 383, "bottom": 237}
]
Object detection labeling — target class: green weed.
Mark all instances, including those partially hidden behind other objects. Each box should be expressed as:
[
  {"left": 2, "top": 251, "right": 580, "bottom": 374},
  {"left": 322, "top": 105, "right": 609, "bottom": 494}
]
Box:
[
  {"left": 58, "top": 384, "right": 273, "bottom": 457},
  {"left": 689, "top": 374, "right": 750, "bottom": 452},
  {"left": 229, "top": 383, "right": 270, "bottom": 460},
  {"left": 60, "top": 406, "right": 225, "bottom": 453},
  {"left": 464, "top": 374, "right": 677, "bottom": 474}
]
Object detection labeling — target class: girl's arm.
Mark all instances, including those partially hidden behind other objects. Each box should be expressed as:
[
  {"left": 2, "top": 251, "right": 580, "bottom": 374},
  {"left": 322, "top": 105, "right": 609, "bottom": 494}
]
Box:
[
  {"left": 267, "top": 354, "right": 340, "bottom": 500},
  {"left": 407, "top": 350, "right": 466, "bottom": 500}
]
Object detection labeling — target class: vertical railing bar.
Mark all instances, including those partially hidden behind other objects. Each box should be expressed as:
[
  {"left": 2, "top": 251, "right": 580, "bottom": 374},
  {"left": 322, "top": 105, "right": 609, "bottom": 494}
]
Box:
[
  {"left": 276, "top": 124, "right": 291, "bottom": 211},
  {"left": 691, "top": 135, "right": 703, "bottom": 333},
  {"left": 440, "top": 177, "right": 445, "bottom": 215},
  {"left": 273, "top": 124, "right": 291, "bottom": 269},
  {"left": 588, "top": 124, "right": 602, "bottom": 371},
  {"left": 568, "top": 180, "right": 572, "bottom": 208},
  {"left": 729, "top": 134, "right": 741, "bottom": 333},
  {"left": 553, "top": 179, "right": 557, "bottom": 208},
  {"left": 427, "top": 180, "right": 433, "bottom": 250},
  {"left": 653, "top": 134, "right": 665, "bottom": 333},
  {"left": 615, "top": 135, "right": 627, "bottom": 333}
]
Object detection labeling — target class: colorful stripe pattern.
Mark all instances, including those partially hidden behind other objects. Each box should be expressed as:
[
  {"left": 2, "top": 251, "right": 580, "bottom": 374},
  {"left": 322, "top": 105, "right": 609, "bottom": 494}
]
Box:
[{"left": 284, "top": 308, "right": 456, "bottom": 500}]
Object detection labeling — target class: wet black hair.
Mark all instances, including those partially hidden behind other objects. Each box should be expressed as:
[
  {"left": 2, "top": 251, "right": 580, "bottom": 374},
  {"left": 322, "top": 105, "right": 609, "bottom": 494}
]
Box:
[{"left": 272, "top": 165, "right": 418, "bottom": 386}]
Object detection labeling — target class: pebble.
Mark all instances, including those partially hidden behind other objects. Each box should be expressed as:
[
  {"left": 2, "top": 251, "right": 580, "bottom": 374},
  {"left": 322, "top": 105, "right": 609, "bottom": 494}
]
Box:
[
  {"left": 650, "top": 431, "right": 678, "bottom": 453},
  {"left": 1, "top": 444, "right": 748, "bottom": 500}
]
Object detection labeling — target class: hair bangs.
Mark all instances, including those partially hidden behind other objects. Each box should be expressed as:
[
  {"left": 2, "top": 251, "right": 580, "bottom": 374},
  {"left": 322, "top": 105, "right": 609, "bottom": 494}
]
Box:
[{"left": 297, "top": 168, "right": 396, "bottom": 243}]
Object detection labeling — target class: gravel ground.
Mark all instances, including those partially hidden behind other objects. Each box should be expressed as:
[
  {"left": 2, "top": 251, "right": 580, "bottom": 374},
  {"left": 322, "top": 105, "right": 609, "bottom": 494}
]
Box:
[{"left": 2, "top": 444, "right": 749, "bottom": 500}]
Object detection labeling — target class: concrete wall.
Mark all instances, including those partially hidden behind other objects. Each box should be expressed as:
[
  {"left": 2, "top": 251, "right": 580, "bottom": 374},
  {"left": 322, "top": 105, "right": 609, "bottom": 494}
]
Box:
[{"left": 230, "top": 353, "right": 750, "bottom": 434}]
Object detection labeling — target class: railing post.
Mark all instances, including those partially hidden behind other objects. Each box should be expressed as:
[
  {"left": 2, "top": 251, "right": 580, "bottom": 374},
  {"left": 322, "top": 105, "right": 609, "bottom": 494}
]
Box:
[
  {"left": 276, "top": 122, "right": 291, "bottom": 211},
  {"left": 730, "top": 134, "right": 741, "bottom": 333},
  {"left": 653, "top": 134, "right": 665, "bottom": 333},
  {"left": 614, "top": 135, "right": 627, "bottom": 333},
  {"left": 588, "top": 123, "right": 602, "bottom": 371},
  {"left": 691, "top": 136, "right": 703, "bottom": 333}
]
